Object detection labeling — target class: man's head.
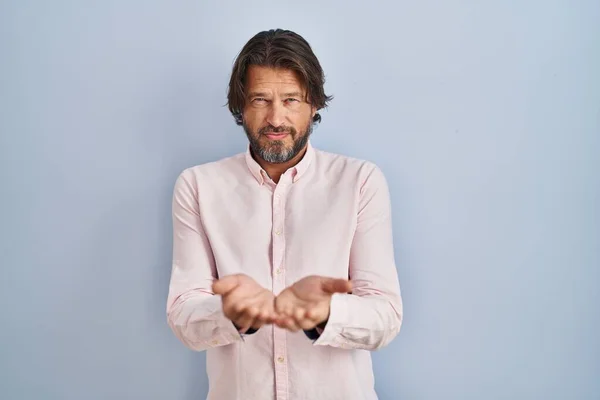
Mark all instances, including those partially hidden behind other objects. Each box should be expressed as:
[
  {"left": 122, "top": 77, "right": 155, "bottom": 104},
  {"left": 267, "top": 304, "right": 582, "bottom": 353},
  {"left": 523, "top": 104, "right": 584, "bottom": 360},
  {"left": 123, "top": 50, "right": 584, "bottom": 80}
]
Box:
[{"left": 227, "top": 29, "right": 332, "bottom": 164}]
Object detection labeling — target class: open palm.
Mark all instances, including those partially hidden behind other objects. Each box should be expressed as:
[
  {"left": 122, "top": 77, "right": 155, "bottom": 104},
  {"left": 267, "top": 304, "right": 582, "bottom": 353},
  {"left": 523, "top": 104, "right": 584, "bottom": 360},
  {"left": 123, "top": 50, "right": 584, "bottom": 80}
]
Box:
[
  {"left": 212, "top": 274, "right": 277, "bottom": 333},
  {"left": 275, "top": 275, "right": 351, "bottom": 331}
]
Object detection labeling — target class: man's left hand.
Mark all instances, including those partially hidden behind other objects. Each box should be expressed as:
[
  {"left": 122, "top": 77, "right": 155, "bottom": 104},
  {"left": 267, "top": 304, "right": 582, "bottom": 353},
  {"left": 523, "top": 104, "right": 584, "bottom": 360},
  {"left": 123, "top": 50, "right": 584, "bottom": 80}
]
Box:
[{"left": 274, "top": 276, "right": 352, "bottom": 331}]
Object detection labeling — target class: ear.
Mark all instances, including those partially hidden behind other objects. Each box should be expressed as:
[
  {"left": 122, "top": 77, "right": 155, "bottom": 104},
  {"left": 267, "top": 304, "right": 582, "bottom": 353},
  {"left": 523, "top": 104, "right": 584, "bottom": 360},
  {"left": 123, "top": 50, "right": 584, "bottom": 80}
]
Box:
[{"left": 311, "top": 106, "right": 317, "bottom": 118}]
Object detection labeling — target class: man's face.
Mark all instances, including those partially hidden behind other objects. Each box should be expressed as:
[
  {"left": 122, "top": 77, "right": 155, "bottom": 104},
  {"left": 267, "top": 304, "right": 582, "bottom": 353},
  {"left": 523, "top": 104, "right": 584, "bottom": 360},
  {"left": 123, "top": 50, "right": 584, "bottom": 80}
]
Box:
[{"left": 242, "top": 66, "right": 316, "bottom": 164}]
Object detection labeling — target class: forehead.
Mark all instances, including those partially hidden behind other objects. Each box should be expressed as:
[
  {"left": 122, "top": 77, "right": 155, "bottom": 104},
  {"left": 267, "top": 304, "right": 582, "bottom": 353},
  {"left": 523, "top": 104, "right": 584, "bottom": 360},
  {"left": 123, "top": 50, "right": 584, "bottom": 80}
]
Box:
[{"left": 245, "top": 66, "right": 305, "bottom": 92}]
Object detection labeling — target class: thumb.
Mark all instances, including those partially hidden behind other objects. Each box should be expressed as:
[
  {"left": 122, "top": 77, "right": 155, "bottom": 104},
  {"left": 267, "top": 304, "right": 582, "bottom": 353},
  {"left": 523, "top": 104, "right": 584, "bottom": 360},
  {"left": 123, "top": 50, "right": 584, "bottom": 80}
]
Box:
[
  {"left": 321, "top": 278, "right": 352, "bottom": 294},
  {"left": 212, "top": 275, "right": 241, "bottom": 295}
]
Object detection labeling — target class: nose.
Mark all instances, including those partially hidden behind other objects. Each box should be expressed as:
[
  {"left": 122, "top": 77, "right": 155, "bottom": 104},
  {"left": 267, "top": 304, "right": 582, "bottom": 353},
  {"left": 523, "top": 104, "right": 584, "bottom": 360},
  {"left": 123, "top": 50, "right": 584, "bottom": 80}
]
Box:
[{"left": 266, "top": 101, "right": 287, "bottom": 128}]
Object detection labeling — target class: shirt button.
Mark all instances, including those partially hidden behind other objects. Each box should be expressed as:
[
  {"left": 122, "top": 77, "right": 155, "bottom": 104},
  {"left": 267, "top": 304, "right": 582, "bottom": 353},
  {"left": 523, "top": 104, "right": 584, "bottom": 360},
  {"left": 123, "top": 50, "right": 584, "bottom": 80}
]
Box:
[
  {"left": 277, "top": 356, "right": 285, "bottom": 363},
  {"left": 275, "top": 267, "right": 282, "bottom": 275},
  {"left": 211, "top": 340, "right": 219, "bottom": 345},
  {"left": 275, "top": 230, "right": 281, "bottom": 235}
]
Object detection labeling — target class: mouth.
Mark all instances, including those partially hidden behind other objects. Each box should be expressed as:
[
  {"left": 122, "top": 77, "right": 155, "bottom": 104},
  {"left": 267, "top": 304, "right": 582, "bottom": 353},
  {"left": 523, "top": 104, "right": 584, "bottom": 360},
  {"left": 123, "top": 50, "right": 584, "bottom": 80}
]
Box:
[{"left": 264, "top": 132, "right": 289, "bottom": 140}]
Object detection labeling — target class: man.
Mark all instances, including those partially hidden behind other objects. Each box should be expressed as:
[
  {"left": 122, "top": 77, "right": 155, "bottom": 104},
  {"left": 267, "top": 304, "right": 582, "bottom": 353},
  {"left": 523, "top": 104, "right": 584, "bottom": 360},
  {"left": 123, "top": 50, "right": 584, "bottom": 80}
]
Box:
[{"left": 167, "top": 29, "right": 403, "bottom": 400}]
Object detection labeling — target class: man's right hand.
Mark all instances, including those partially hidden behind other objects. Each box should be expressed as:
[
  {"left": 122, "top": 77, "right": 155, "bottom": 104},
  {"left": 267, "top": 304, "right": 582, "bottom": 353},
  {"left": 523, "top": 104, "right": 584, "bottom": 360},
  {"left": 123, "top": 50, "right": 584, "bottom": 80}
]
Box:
[{"left": 212, "top": 274, "right": 277, "bottom": 333}]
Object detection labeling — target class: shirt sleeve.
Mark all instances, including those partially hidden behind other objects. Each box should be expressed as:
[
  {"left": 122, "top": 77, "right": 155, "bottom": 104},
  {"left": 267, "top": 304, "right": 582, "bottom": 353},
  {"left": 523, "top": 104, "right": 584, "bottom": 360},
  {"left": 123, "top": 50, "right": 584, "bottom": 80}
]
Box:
[
  {"left": 312, "top": 165, "right": 403, "bottom": 350},
  {"left": 166, "top": 169, "right": 244, "bottom": 351}
]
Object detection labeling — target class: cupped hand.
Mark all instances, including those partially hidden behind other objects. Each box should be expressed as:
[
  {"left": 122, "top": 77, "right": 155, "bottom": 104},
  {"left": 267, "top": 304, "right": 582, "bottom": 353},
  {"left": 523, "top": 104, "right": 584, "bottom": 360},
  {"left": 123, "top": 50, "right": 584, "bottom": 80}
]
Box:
[
  {"left": 274, "top": 275, "right": 352, "bottom": 331},
  {"left": 212, "top": 274, "right": 277, "bottom": 333}
]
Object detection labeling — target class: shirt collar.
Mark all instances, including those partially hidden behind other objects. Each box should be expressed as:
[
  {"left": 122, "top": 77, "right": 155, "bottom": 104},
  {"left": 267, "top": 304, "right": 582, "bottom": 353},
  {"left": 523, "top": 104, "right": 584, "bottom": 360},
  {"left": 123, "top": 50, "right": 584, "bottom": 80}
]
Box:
[{"left": 245, "top": 141, "right": 314, "bottom": 185}]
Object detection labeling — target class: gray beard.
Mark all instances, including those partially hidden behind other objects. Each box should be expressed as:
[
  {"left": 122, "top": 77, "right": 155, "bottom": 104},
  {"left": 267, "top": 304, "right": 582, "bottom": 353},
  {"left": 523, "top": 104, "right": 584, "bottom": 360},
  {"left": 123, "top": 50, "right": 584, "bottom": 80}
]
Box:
[{"left": 244, "top": 123, "right": 313, "bottom": 164}]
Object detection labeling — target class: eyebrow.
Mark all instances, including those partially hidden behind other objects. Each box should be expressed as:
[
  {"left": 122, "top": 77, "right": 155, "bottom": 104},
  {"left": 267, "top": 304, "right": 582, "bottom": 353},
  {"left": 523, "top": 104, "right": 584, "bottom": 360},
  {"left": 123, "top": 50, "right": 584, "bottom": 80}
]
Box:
[
  {"left": 247, "top": 91, "right": 269, "bottom": 98},
  {"left": 247, "top": 91, "right": 304, "bottom": 98},
  {"left": 282, "top": 92, "right": 303, "bottom": 98}
]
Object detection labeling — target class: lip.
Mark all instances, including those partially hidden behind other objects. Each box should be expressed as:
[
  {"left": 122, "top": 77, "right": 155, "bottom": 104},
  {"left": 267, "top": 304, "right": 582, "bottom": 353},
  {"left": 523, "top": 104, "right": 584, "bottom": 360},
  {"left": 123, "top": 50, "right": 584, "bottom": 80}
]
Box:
[{"left": 264, "top": 132, "right": 288, "bottom": 140}]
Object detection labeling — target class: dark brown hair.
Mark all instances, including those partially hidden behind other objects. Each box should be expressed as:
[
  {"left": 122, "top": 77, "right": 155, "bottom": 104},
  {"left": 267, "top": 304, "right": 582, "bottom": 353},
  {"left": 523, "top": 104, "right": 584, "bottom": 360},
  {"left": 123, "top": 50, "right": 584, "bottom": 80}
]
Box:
[{"left": 227, "top": 29, "right": 333, "bottom": 126}]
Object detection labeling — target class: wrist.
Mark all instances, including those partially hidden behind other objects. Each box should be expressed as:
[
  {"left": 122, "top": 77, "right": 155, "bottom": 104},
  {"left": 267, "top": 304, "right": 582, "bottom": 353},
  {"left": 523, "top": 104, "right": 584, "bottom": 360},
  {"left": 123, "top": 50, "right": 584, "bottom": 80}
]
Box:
[
  {"left": 303, "top": 317, "right": 327, "bottom": 340},
  {"left": 232, "top": 321, "right": 259, "bottom": 335},
  {"left": 319, "top": 298, "right": 331, "bottom": 327}
]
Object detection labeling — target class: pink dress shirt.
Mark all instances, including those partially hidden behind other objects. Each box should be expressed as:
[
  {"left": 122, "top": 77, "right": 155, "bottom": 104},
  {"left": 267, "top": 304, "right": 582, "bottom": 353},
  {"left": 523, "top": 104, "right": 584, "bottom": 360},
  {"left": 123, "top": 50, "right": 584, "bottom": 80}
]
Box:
[{"left": 167, "top": 142, "right": 403, "bottom": 400}]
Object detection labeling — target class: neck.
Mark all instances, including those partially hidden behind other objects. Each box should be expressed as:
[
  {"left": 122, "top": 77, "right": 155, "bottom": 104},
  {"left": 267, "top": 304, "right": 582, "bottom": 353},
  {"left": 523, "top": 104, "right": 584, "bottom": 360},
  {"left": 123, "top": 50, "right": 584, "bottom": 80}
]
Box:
[{"left": 253, "top": 145, "right": 308, "bottom": 184}]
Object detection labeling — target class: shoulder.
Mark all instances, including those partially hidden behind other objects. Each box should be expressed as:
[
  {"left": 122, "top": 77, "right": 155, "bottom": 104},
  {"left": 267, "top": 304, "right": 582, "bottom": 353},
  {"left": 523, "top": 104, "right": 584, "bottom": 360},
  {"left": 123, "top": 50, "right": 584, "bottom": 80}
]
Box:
[
  {"left": 174, "top": 152, "right": 246, "bottom": 192},
  {"left": 313, "top": 147, "right": 388, "bottom": 189}
]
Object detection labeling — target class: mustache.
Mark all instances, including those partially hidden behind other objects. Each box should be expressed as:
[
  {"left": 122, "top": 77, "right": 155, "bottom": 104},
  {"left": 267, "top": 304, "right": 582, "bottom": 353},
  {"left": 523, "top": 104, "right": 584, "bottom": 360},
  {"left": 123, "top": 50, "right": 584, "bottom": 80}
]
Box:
[{"left": 258, "top": 125, "right": 294, "bottom": 135}]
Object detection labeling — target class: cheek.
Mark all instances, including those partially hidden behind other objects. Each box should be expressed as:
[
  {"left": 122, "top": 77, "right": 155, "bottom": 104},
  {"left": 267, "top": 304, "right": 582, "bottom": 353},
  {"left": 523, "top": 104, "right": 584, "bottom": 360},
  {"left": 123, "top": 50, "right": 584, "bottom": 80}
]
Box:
[
  {"left": 244, "top": 109, "right": 267, "bottom": 128},
  {"left": 290, "top": 108, "right": 313, "bottom": 127},
  {"left": 293, "top": 114, "right": 313, "bottom": 131}
]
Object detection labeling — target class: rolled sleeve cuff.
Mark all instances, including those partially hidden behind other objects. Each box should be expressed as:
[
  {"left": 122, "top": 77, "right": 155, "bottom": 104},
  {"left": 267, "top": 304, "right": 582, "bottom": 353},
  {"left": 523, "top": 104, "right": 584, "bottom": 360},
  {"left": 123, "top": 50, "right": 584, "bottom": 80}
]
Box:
[{"left": 312, "top": 293, "right": 350, "bottom": 346}]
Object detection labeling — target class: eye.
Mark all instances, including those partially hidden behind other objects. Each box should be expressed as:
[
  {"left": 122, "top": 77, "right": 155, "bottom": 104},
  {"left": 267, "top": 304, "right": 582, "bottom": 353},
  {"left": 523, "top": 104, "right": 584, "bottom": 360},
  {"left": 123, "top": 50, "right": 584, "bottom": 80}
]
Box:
[
  {"left": 253, "top": 97, "right": 267, "bottom": 103},
  {"left": 285, "top": 98, "right": 300, "bottom": 103}
]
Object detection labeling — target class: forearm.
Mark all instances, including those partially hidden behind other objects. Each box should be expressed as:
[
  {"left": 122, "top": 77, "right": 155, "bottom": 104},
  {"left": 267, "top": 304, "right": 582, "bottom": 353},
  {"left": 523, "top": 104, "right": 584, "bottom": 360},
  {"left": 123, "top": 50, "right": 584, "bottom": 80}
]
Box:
[
  {"left": 312, "top": 293, "right": 402, "bottom": 350},
  {"left": 168, "top": 171, "right": 247, "bottom": 351},
  {"left": 309, "top": 164, "right": 403, "bottom": 350},
  {"left": 167, "top": 290, "right": 242, "bottom": 351}
]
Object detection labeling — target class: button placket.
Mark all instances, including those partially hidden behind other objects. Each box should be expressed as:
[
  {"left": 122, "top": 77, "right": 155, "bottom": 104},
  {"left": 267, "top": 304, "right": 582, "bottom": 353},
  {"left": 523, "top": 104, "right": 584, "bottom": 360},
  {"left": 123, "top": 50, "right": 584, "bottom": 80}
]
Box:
[
  {"left": 272, "top": 176, "right": 291, "bottom": 400},
  {"left": 272, "top": 181, "right": 288, "bottom": 279}
]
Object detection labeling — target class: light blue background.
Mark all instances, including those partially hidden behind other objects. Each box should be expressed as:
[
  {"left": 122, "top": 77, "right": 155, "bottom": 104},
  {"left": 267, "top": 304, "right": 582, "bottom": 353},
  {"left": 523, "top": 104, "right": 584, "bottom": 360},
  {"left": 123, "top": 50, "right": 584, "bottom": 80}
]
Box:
[{"left": 1, "top": 1, "right": 598, "bottom": 399}]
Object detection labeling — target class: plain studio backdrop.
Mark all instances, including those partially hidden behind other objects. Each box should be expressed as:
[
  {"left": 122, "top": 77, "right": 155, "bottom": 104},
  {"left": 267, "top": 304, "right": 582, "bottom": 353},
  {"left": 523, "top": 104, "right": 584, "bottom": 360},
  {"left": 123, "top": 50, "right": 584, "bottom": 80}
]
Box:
[{"left": 1, "top": 1, "right": 598, "bottom": 399}]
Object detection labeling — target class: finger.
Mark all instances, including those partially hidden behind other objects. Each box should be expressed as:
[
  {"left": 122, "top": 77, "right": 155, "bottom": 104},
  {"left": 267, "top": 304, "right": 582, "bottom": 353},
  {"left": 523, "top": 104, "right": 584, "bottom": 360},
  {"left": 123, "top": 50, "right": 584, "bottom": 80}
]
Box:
[
  {"left": 224, "top": 302, "right": 243, "bottom": 322},
  {"left": 297, "top": 316, "right": 318, "bottom": 331},
  {"left": 282, "top": 317, "right": 300, "bottom": 332},
  {"left": 293, "top": 307, "right": 318, "bottom": 330},
  {"left": 249, "top": 292, "right": 274, "bottom": 321},
  {"left": 274, "top": 294, "right": 288, "bottom": 315},
  {"left": 282, "top": 303, "right": 294, "bottom": 317},
  {"left": 233, "top": 297, "right": 253, "bottom": 315},
  {"left": 212, "top": 275, "right": 241, "bottom": 295},
  {"left": 246, "top": 305, "right": 261, "bottom": 327},
  {"left": 235, "top": 306, "right": 259, "bottom": 331},
  {"left": 274, "top": 297, "right": 291, "bottom": 317},
  {"left": 305, "top": 307, "right": 320, "bottom": 321},
  {"left": 224, "top": 291, "right": 254, "bottom": 320},
  {"left": 258, "top": 310, "right": 273, "bottom": 322},
  {"left": 321, "top": 278, "right": 352, "bottom": 294},
  {"left": 273, "top": 315, "right": 296, "bottom": 331},
  {"left": 294, "top": 307, "right": 306, "bottom": 322},
  {"left": 258, "top": 307, "right": 277, "bottom": 324},
  {"left": 232, "top": 295, "right": 261, "bottom": 321},
  {"left": 251, "top": 304, "right": 276, "bottom": 329},
  {"left": 247, "top": 306, "right": 260, "bottom": 320},
  {"left": 305, "top": 302, "right": 329, "bottom": 328},
  {"left": 251, "top": 310, "right": 270, "bottom": 329},
  {"left": 241, "top": 294, "right": 275, "bottom": 327},
  {"left": 251, "top": 321, "right": 264, "bottom": 330}
]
